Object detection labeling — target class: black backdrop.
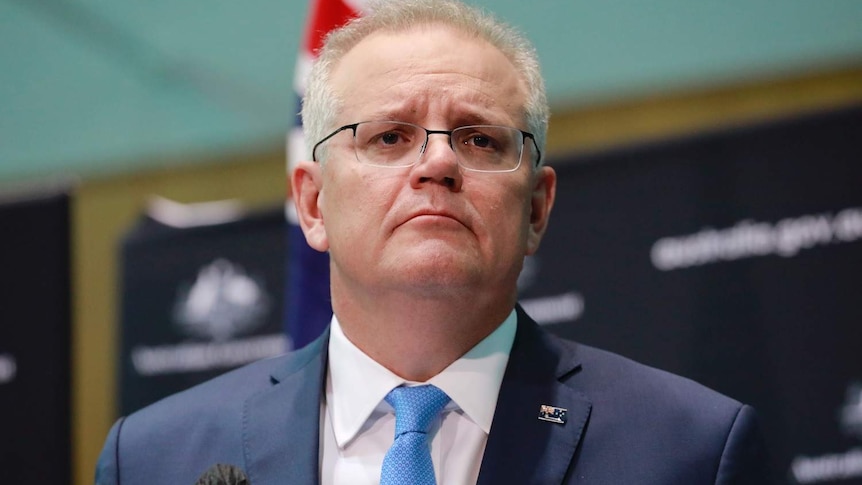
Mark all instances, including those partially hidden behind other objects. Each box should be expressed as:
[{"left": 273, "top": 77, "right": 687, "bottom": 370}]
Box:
[{"left": 0, "top": 188, "right": 71, "bottom": 485}]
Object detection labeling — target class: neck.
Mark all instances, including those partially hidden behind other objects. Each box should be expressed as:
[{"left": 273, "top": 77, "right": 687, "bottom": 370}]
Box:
[{"left": 330, "top": 278, "right": 515, "bottom": 382}]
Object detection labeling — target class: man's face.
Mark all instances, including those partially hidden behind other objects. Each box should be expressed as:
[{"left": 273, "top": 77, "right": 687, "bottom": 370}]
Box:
[{"left": 297, "top": 25, "right": 555, "bottom": 301}]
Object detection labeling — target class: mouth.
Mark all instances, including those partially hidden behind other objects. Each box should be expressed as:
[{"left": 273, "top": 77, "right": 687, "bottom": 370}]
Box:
[{"left": 398, "top": 209, "right": 467, "bottom": 230}]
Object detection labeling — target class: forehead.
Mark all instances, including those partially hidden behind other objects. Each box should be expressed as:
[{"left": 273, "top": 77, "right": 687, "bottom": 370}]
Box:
[{"left": 330, "top": 24, "right": 527, "bottom": 127}]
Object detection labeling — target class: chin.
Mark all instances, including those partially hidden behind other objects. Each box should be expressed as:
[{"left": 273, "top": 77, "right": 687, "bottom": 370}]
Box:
[{"left": 391, "top": 257, "right": 483, "bottom": 293}]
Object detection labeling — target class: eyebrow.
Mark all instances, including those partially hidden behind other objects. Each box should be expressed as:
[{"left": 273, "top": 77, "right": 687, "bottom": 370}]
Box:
[
  {"left": 451, "top": 112, "right": 504, "bottom": 127},
  {"left": 361, "top": 111, "right": 513, "bottom": 129},
  {"left": 360, "top": 96, "right": 516, "bottom": 128}
]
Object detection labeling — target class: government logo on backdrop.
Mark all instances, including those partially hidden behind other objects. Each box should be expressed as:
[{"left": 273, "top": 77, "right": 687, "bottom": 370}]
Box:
[
  {"left": 130, "top": 258, "right": 288, "bottom": 377},
  {"left": 173, "top": 259, "right": 270, "bottom": 342}
]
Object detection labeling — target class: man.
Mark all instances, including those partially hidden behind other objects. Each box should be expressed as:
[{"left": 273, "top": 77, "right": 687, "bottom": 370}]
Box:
[{"left": 96, "top": 1, "right": 768, "bottom": 483}]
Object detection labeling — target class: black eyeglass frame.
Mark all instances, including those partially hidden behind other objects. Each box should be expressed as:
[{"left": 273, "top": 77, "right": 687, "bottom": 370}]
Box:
[{"left": 311, "top": 121, "right": 542, "bottom": 171}]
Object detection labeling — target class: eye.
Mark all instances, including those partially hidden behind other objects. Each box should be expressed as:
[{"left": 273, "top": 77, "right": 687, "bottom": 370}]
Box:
[
  {"left": 360, "top": 122, "right": 415, "bottom": 147},
  {"left": 468, "top": 135, "right": 492, "bottom": 149},
  {"left": 461, "top": 131, "right": 501, "bottom": 152},
  {"left": 380, "top": 131, "right": 402, "bottom": 145},
  {"left": 355, "top": 122, "right": 420, "bottom": 166}
]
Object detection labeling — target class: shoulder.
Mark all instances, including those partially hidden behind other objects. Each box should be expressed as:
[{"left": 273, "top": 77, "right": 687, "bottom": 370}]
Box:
[
  {"left": 576, "top": 342, "right": 742, "bottom": 411},
  {"left": 535, "top": 328, "right": 770, "bottom": 483},
  {"left": 528, "top": 329, "right": 771, "bottom": 484},
  {"left": 95, "top": 336, "right": 327, "bottom": 484},
  {"left": 95, "top": 355, "right": 290, "bottom": 484},
  {"left": 540, "top": 329, "right": 746, "bottom": 430},
  {"left": 574, "top": 342, "right": 770, "bottom": 483},
  {"left": 131, "top": 337, "right": 322, "bottom": 422}
]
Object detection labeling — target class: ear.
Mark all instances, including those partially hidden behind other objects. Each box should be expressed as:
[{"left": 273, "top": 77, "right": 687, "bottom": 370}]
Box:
[
  {"left": 291, "top": 160, "right": 329, "bottom": 252},
  {"left": 526, "top": 165, "right": 556, "bottom": 255}
]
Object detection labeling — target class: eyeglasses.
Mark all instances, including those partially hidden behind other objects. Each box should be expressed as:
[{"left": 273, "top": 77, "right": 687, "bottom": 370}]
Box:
[{"left": 311, "top": 121, "right": 541, "bottom": 172}]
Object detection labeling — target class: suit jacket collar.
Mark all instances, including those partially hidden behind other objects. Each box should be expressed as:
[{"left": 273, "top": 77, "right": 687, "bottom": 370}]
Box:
[
  {"left": 242, "top": 307, "right": 590, "bottom": 484},
  {"left": 243, "top": 329, "right": 329, "bottom": 485},
  {"left": 477, "top": 306, "right": 591, "bottom": 485}
]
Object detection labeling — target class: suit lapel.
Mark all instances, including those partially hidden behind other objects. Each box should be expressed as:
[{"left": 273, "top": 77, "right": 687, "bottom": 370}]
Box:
[
  {"left": 477, "top": 309, "right": 591, "bottom": 485},
  {"left": 243, "top": 331, "right": 329, "bottom": 485}
]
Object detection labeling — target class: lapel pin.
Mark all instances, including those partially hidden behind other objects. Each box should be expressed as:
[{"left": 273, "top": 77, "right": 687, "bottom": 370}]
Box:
[{"left": 538, "top": 404, "right": 568, "bottom": 424}]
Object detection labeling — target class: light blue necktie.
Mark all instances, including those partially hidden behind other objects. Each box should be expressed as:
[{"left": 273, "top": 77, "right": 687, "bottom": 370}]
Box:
[{"left": 380, "top": 385, "right": 450, "bottom": 485}]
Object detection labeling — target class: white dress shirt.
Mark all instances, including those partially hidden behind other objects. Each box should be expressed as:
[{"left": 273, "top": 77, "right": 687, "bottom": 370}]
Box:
[{"left": 320, "top": 310, "right": 517, "bottom": 485}]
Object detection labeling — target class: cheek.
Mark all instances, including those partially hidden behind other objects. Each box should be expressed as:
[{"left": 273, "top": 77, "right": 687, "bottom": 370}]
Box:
[
  {"left": 475, "top": 186, "right": 532, "bottom": 247},
  {"left": 321, "top": 175, "right": 398, "bottom": 244}
]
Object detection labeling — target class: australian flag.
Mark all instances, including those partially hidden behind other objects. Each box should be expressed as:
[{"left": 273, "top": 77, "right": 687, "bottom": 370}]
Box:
[{"left": 286, "top": 0, "right": 365, "bottom": 348}]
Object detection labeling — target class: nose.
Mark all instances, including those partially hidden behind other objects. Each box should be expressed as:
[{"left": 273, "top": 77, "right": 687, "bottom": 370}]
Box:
[{"left": 410, "top": 132, "right": 463, "bottom": 191}]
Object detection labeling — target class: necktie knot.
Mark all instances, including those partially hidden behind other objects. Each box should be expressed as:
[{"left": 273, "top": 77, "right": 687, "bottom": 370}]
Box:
[{"left": 385, "top": 385, "right": 450, "bottom": 436}]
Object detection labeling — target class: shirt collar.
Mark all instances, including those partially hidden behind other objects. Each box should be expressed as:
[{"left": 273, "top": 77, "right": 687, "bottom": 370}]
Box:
[{"left": 326, "top": 310, "right": 517, "bottom": 448}]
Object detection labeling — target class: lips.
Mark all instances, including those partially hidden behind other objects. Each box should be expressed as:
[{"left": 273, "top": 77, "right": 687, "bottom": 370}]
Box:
[{"left": 397, "top": 208, "right": 468, "bottom": 230}]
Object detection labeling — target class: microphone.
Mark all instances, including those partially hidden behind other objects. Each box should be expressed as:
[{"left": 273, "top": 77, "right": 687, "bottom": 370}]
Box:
[{"left": 195, "top": 464, "right": 250, "bottom": 485}]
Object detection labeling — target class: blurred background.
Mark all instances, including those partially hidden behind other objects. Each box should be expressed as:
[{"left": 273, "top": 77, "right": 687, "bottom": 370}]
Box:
[{"left": 1, "top": 1, "right": 861, "bottom": 483}]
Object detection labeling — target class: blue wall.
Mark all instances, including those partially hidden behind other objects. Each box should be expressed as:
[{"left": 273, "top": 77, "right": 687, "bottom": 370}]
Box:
[{"left": 1, "top": 0, "right": 861, "bottom": 182}]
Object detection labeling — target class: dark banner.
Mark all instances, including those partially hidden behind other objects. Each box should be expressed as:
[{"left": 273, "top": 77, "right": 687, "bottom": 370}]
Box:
[
  {"left": 518, "top": 105, "right": 862, "bottom": 484},
  {"left": 0, "top": 188, "right": 71, "bottom": 485},
  {"left": 119, "top": 205, "right": 288, "bottom": 415}
]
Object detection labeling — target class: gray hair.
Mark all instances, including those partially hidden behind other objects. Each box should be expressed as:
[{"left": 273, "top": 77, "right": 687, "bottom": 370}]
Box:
[{"left": 301, "top": 0, "right": 549, "bottom": 167}]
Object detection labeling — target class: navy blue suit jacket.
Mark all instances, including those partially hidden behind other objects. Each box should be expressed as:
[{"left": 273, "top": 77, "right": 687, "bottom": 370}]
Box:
[{"left": 96, "top": 308, "right": 769, "bottom": 484}]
